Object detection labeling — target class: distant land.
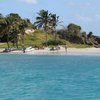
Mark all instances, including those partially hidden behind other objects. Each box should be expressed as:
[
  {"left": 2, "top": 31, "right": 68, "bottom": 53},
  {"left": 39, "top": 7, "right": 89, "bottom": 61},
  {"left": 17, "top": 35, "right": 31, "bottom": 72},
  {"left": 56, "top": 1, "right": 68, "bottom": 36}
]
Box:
[{"left": 0, "top": 11, "right": 100, "bottom": 49}]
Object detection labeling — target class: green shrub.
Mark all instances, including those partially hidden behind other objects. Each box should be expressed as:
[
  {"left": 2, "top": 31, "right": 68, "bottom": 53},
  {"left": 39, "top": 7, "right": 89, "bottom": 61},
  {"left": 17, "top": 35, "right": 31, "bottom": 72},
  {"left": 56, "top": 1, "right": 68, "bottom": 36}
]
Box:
[{"left": 43, "top": 39, "right": 66, "bottom": 46}]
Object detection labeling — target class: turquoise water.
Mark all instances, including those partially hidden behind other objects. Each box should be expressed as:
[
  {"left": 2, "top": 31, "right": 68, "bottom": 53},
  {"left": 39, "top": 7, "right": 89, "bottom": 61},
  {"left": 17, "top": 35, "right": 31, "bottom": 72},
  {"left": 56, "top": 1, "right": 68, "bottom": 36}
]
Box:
[{"left": 0, "top": 55, "right": 100, "bottom": 100}]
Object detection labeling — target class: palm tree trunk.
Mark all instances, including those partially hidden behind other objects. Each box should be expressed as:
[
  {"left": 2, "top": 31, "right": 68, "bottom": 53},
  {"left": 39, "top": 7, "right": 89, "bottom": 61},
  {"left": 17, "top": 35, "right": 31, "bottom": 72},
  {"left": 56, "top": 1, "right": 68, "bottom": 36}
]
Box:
[
  {"left": 11, "top": 41, "right": 14, "bottom": 47},
  {"left": 54, "top": 28, "right": 57, "bottom": 45},
  {"left": 46, "top": 31, "right": 48, "bottom": 46},
  {"left": 55, "top": 32, "right": 57, "bottom": 43},
  {"left": 21, "top": 34, "right": 24, "bottom": 47},
  {"left": 21, "top": 30, "right": 25, "bottom": 53},
  {"left": 7, "top": 41, "right": 10, "bottom": 49},
  {"left": 45, "top": 26, "right": 48, "bottom": 47},
  {"left": 7, "top": 34, "right": 10, "bottom": 49},
  {"left": 16, "top": 37, "right": 18, "bottom": 49}
]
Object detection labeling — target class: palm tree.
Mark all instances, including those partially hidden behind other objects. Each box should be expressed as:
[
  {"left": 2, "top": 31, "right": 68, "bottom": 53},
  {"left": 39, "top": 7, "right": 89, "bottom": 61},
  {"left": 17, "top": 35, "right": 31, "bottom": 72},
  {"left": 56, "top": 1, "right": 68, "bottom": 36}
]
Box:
[
  {"left": 34, "top": 10, "right": 50, "bottom": 46},
  {"left": 0, "top": 14, "right": 6, "bottom": 36},
  {"left": 0, "top": 13, "right": 30, "bottom": 50},
  {"left": 0, "top": 15, "right": 11, "bottom": 48},
  {"left": 50, "top": 14, "right": 59, "bottom": 44},
  {"left": 87, "top": 32, "right": 93, "bottom": 39},
  {"left": 87, "top": 32, "right": 94, "bottom": 45},
  {"left": 9, "top": 22, "right": 20, "bottom": 48},
  {"left": 0, "top": 13, "right": 22, "bottom": 49},
  {"left": 6, "top": 13, "right": 26, "bottom": 49},
  {"left": 19, "top": 19, "right": 28, "bottom": 51},
  {"left": 81, "top": 32, "right": 87, "bottom": 44}
]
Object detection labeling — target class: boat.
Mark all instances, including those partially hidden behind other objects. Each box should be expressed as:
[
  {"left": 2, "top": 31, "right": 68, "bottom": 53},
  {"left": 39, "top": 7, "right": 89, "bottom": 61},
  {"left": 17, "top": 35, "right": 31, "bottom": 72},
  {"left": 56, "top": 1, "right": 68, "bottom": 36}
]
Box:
[{"left": 25, "top": 46, "right": 34, "bottom": 52}]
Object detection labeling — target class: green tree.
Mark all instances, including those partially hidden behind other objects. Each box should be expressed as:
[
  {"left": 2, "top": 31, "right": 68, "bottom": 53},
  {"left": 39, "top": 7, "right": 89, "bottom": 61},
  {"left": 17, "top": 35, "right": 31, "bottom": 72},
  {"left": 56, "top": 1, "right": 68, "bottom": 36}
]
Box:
[
  {"left": 87, "top": 32, "right": 93, "bottom": 39},
  {"left": 0, "top": 14, "right": 7, "bottom": 36},
  {"left": 50, "top": 14, "right": 60, "bottom": 44},
  {"left": 81, "top": 32, "right": 87, "bottom": 44},
  {"left": 34, "top": 10, "right": 50, "bottom": 46},
  {"left": 19, "top": 19, "right": 28, "bottom": 51},
  {"left": 0, "top": 15, "right": 11, "bottom": 48},
  {"left": 5, "top": 13, "right": 21, "bottom": 48},
  {"left": 9, "top": 22, "right": 20, "bottom": 48},
  {"left": 67, "top": 23, "right": 81, "bottom": 36},
  {"left": 67, "top": 23, "right": 82, "bottom": 43},
  {"left": 0, "top": 13, "right": 31, "bottom": 50}
]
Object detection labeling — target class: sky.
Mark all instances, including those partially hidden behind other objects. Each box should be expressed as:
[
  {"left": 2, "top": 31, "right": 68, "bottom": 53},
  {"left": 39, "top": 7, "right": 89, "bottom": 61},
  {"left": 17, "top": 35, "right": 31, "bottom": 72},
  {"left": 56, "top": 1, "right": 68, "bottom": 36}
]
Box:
[{"left": 0, "top": 0, "right": 100, "bottom": 35}]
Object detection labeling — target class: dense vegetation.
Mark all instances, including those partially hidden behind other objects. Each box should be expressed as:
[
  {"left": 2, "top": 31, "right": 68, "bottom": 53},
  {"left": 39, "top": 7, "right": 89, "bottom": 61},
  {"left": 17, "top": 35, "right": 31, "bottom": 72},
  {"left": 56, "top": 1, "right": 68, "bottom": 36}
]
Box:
[{"left": 0, "top": 10, "right": 100, "bottom": 49}]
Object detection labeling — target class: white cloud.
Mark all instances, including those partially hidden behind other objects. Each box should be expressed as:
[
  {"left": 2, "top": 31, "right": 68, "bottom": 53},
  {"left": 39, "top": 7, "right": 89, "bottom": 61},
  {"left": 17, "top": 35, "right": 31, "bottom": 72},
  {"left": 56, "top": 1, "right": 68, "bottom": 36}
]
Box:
[
  {"left": 20, "top": 0, "right": 38, "bottom": 4},
  {"left": 75, "top": 15, "right": 93, "bottom": 22},
  {"left": 76, "top": 14, "right": 100, "bottom": 22},
  {"left": 67, "top": 2, "right": 91, "bottom": 8}
]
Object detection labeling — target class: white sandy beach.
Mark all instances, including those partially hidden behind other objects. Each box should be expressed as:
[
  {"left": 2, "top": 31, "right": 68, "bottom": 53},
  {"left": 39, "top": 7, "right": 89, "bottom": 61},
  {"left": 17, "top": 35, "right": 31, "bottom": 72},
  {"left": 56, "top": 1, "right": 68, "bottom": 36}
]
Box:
[{"left": 0, "top": 47, "right": 100, "bottom": 55}]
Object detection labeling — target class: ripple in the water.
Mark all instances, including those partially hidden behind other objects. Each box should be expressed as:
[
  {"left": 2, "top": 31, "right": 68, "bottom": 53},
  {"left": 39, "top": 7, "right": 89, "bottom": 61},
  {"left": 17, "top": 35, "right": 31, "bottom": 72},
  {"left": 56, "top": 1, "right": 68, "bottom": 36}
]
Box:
[{"left": 0, "top": 55, "right": 100, "bottom": 100}]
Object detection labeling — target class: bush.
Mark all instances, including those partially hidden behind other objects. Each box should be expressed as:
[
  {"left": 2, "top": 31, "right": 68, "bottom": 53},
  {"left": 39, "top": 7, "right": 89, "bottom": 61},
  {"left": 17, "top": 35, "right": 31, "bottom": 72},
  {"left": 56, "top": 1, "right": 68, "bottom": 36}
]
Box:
[
  {"left": 43, "top": 39, "right": 66, "bottom": 46},
  {"left": 33, "top": 44, "right": 44, "bottom": 49}
]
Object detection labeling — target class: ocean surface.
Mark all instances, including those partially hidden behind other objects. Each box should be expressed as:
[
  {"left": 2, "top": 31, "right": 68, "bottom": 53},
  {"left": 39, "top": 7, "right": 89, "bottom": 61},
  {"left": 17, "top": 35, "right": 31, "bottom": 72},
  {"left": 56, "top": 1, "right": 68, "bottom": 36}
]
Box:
[{"left": 0, "top": 54, "right": 100, "bottom": 100}]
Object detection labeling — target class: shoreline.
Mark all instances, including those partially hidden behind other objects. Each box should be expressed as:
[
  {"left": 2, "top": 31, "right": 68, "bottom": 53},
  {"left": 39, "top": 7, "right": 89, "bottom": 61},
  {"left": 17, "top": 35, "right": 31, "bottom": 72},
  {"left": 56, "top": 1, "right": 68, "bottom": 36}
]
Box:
[{"left": 0, "top": 47, "right": 100, "bottom": 56}]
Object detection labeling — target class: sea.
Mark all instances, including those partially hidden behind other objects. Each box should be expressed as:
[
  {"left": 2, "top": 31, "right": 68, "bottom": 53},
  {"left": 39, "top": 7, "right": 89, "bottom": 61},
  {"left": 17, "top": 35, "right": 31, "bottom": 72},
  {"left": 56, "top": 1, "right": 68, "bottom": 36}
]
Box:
[{"left": 0, "top": 54, "right": 100, "bottom": 100}]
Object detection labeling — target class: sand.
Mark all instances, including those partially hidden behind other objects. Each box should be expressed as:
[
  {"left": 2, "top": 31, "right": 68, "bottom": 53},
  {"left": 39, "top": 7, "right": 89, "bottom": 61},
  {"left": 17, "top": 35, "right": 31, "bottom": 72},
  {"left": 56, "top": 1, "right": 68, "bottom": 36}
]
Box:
[{"left": 0, "top": 47, "right": 100, "bottom": 55}]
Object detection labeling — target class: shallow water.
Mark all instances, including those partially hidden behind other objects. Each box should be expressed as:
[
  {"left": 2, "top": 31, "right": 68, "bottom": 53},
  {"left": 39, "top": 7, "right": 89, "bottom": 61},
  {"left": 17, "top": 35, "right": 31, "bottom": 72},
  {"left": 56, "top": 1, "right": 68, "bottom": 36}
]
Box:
[{"left": 0, "top": 55, "right": 100, "bottom": 100}]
